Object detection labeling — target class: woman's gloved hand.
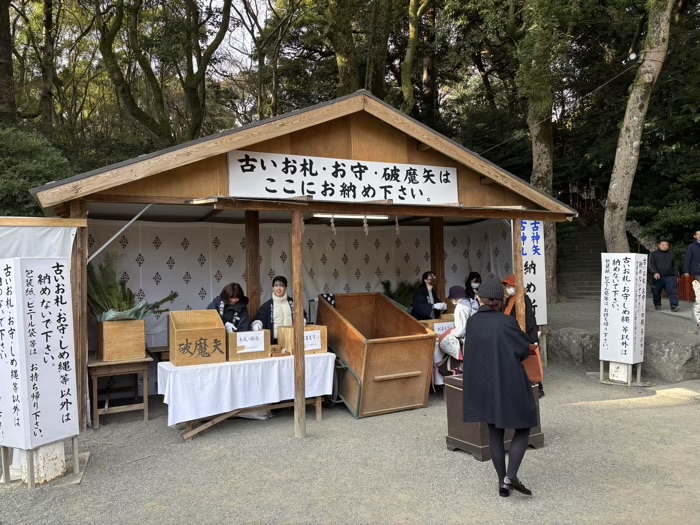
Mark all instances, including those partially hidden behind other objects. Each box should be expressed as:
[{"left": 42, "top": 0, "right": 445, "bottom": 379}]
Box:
[
  {"left": 251, "top": 320, "right": 263, "bottom": 331},
  {"left": 225, "top": 322, "right": 236, "bottom": 333}
]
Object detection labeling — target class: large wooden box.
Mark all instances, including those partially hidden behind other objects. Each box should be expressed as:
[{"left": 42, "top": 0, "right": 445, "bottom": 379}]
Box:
[
  {"left": 277, "top": 325, "right": 328, "bottom": 355},
  {"left": 316, "top": 293, "right": 436, "bottom": 418},
  {"left": 228, "top": 330, "right": 271, "bottom": 361},
  {"left": 443, "top": 375, "right": 544, "bottom": 461},
  {"left": 168, "top": 310, "right": 226, "bottom": 366},
  {"left": 97, "top": 320, "right": 146, "bottom": 361}
]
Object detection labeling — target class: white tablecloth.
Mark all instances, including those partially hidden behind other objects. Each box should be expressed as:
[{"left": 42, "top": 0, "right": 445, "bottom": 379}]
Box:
[{"left": 157, "top": 353, "right": 335, "bottom": 426}]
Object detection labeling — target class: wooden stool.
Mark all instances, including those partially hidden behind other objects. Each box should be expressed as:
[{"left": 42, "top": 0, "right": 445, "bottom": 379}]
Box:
[{"left": 88, "top": 355, "right": 153, "bottom": 429}]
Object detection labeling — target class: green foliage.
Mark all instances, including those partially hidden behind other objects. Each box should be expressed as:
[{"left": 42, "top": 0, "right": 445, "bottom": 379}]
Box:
[
  {"left": 88, "top": 253, "right": 178, "bottom": 321},
  {"left": 0, "top": 126, "right": 73, "bottom": 216},
  {"left": 381, "top": 279, "right": 422, "bottom": 310}
]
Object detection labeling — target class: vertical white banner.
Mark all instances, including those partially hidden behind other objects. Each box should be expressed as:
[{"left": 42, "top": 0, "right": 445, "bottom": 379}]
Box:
[
  {"left": 521, "top": 220, "right": 547, "bottom": 325},
  {"left": 599, "top": 254, "right": 647, "bottom": 364},
  {"left": 0, "top": 257, "right": 78, "bottom": 450}
]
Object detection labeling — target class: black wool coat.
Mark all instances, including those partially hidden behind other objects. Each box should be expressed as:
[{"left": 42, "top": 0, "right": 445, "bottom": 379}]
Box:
[
  {"left": 462, "top": 306, "right": 537, "bottom": 430},
  {"left": 410, "top": 284, "right": 442, "bottom": 320}
]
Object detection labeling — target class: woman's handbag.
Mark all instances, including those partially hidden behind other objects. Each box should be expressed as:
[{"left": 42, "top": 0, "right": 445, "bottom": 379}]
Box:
[
  {"left": 437, "top": 329, "right": 463, "bottom": 376},
  {"left": 523, "top": 344, "right": 544, "bottom": 383}
]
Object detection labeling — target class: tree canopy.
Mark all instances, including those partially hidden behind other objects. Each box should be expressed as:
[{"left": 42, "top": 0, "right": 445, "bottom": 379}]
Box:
[{"left": 1, "top": 0, "right": 698, "bottom": 248}]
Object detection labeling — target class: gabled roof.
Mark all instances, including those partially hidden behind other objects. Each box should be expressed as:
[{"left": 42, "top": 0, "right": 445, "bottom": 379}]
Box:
[{"left": 31, "top": 90, "right": 575, "bottom": 217}]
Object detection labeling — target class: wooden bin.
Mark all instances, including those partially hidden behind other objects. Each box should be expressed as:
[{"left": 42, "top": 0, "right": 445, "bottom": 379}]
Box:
[
  {"left": 443, "top": 375, "right": 544, "bottom": 461},
  {"left": 316, "top": 293, "right": 436, "bottom": 418},
  {"left": 228, "top": 330, "right": 271, "bottom": 361},
  {"left": 168, "top": 310, "right": 226, "bottom": 366},
  {"left": 97, "top": 320, "right": 146, "bottom": 361},
  {"left": 277, "top": 325, "right": 328, "bottom": 355}
]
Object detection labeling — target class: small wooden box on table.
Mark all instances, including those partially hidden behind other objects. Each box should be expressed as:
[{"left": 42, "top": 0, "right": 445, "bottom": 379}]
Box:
[
  {"left": 277, "top": 325, "right": 328, "bottom": 355},
  {"left": 443, "top": 375, "right": 544, "bottom": 461},
  {"left": 88, "top": 355, "right": 153, "bottom": 429},
  {"left": 228, "top": 330, "right": 271, "bottom": 361},
  {"left": 97, "top": 320, "right": 146, "bottom": 361},
  {"left": 169, "top": 310, "right": 226, "bottom": 366}
]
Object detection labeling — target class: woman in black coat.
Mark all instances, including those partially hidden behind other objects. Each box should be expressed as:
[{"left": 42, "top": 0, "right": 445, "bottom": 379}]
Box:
[
  {"left": 462, "top": 274, "right": 537, "bottom": 497},
  {"left": 207, "top": 282, "right": 251, "bottom": 332},
  {"left": 251, "top": 275, "right": 307, "bottom": 344}
]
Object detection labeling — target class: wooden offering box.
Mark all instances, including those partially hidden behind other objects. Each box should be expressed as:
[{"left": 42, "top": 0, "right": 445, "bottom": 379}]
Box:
[
  {"left": 316, "top": 293, "right": 436, "bottom": 418},
  {"left": 420, "top": 318, "right": 455, "bottom": 336},
  {"left": 277, "top": 325, "right": 328, "bottom": 355},
  {"left": 168, "top": 310, "right": 226, "bottom": 366},
  {"left": 443, "top": 375, "right": 544, "bottom": 461},
  {"left": 228, "top": 330, "right": 271, "bottom": 361},
  {"left": 97, "top": 320, "right": 146, "bottom": 361}
]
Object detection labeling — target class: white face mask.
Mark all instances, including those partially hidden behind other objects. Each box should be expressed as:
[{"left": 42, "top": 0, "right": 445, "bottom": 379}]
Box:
[
  {"left": 471, "top": 282, "right": 480, "bottom": 290},
  {"left": 506, "top": 286, "right": 516, "bottom": 296}
]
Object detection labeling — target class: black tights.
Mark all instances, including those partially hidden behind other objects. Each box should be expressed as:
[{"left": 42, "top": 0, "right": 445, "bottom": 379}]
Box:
[{"left": 487, "top": 424, "right": 530, "bottom": 483}]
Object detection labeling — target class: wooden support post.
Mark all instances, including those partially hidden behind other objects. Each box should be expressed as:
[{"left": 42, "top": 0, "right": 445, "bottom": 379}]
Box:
[
  {"left": 72, "top": 437, "right": 80, "bottom": 474},
  {"left": 636, "top": 363, "right": 642, "bottom": 383},
  {"left": 245, "top": 211, "right": 261, "bottom": 319},
  {"left": 513, "top": 219, "right": 526, "bottom": 331},
  {"left": 291, "top": 211, "right": 306, "bottom": 438},
  {"left": 70, "top": 200, "right": 88, "bottom": 432},
  {"left": 429, "top": 217, "right": 445, "bottom": 298},
  {"left": 26, "top": 450, "right": 35, "bottom": 489},
  {"left": 1, "top": 447, "right": 10, "bottom": 484},
  {"left": 600, "top": 360, "right": 604, "bottom": 382}
]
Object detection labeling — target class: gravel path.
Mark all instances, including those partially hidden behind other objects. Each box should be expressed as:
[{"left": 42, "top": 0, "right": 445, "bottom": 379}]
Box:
[{"left": 2, "top": 361, "right": 699, "bottom": 525}]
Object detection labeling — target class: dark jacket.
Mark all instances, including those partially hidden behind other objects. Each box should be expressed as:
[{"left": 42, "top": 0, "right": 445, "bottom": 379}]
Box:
[
  {"left": 504, "top": 295, "right": 539, "bottom": 344},
  {"left": 410, "top": 284, "right": 442, "bottom": 320},
  {"left": 649, "top": 250, "right": 678, "bottom": 277},
  {"left": 462, "top": 307, "right": 537, "bottom": 430},
  {"left": 683, "top": 242, "right": 700, "bottom": 276},
  {"left": 207, "top": 296, "right": 250, "bottom": 332},
  {"left": 253, "top": 296, "right": 307, "bottom": 343}
]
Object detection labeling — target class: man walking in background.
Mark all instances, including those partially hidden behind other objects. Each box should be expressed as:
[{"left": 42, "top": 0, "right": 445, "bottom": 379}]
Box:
[
  {"left": 683, "top": 231, "right": 700, "bottom": 281},
  {"left": 650, "top": 240, "right": 679, "bottom": 312}
]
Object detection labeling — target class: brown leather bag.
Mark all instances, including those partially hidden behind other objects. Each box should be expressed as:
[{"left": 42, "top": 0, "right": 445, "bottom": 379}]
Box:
[{"left": 523, "top": 344, "right": 543, "bottom": 383}]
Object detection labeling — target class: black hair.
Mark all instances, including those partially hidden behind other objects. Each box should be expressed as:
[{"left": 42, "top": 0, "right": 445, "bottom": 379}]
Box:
[
  {"left": 465, "top": 271, "right": 482, "bottom": 299},
  {"left": 272, "top": 275, "right": 288, "bottom": 287},
  {"left": 422, "top": 271, "right": 436, "bottom": 282},
  {"left": 221, "top": 282, "right": 245, "bottom": 301}
]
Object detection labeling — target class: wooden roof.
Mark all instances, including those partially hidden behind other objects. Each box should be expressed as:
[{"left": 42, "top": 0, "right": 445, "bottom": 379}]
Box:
[{"left": 31, "top": 90, "right": 576, "bottom": 219}]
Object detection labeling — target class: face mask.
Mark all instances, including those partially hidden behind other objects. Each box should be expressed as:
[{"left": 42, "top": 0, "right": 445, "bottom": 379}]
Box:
[
  {"left": 471, "top": 282, "right": 480, "bottom": 290},
  {"left": 506, "top": 286, "right": 516, "bottom": 296}
]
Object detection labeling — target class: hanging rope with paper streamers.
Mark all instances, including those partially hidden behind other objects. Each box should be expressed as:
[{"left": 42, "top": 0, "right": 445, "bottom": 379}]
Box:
[
  {"left": 395, "top": 216, "right": 400, "bottom": 236},
  {"left": 330, "top": 216, "right": 336, "bottom": 236},
  {"left": 363, "top": 216, "right": 369, "bottom": 236}
]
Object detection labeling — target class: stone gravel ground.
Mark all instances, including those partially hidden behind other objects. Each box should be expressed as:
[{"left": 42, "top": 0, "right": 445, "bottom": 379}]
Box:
[{"left": 2, "top": 361, "right": 699, "bottom": 525}]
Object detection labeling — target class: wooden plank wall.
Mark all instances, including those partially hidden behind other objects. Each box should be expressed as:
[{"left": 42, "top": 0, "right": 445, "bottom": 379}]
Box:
[{"left": 93, "top": 113, "right": 541, "bottom": 210}]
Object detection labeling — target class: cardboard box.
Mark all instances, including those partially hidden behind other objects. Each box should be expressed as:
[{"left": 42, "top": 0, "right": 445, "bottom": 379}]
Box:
[
  {"left": 420, "top": 318, "right": 455, "bottom": 336},
  {"left": 97, "top": 320, "right": 146, "bottom": 361},
  {"left": 168, "top": 310, "right": 226, "bottom": 366},
  {"left": 228, "top": 330, "right": 271, "bottom": 361},
  {"left": 440, "top": 313, "right": 455, "bottom": 323},
  {"left": 277, "top": 325, "right": 328, "bottom": 355}
]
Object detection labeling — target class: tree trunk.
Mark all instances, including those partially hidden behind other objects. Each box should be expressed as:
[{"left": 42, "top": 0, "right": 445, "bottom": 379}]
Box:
[
  {"left": 472, "top": 51, "right": 497, "bottom": 111},
  {"left": 604, "top": 0, "right": 675, "bottom": 253},
  {"left": 364, "top": 0, "right": 392, "bottom": 99},
  {"left": 527, "top": 104, "right": 558, "bottom": 303},
  {"left": 325, "top": 0, "right": 360, "bottom": 96},
  {"left": 41, "top": 0, "right": 55, "bottom": 128},
  {"left": 421, "top": 5, "right": 437, "bottom": 126},
  {"left": 0, "top": 0, "right": 15, "bottom": 123},
  {"left": 401, "top": 0, "right": 432, "bottom": 114}
]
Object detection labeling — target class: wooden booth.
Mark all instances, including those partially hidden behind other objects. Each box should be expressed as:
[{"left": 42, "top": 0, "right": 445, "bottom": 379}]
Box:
[
  {"left": 30, "top": 90, "right": 577, "bottom": 437},
  {"left": 316, "top": 293, "right": 436, "bottom": 417}
]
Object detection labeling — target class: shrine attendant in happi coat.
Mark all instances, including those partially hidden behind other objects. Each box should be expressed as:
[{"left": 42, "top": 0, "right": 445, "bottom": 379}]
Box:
[
  {"left": 207, "top": 282, "right": 251, "bottom": 333},
  {"left": 251, "top": 275, "right": 307, "bottom": 344}
]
